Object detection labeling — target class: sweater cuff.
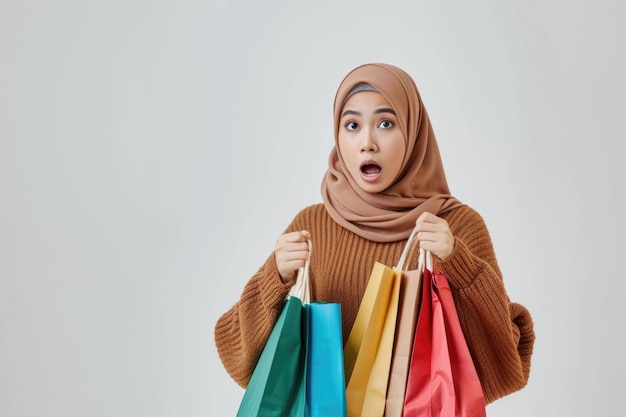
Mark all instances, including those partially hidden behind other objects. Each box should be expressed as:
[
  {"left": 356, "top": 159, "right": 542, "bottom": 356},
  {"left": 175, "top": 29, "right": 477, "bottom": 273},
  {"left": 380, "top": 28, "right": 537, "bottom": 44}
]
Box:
[{"left": 435, "top": 237, "right": 482, "bottom": 289}]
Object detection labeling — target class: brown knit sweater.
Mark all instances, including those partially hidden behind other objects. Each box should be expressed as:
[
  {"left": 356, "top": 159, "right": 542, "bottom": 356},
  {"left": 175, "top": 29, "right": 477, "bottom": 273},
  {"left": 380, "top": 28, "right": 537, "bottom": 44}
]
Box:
[{"left": 214, "top": 203, "right": 534, "bottom": 404}]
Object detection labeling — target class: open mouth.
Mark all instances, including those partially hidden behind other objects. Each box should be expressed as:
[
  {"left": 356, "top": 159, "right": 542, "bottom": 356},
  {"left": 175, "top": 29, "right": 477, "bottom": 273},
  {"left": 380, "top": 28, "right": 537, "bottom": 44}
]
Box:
[
  {"left": 360, "top": 161, "right": 381, "bottom": 180},
  {"left": 361, "top": 164, "right": 381, "bottom": 175}
]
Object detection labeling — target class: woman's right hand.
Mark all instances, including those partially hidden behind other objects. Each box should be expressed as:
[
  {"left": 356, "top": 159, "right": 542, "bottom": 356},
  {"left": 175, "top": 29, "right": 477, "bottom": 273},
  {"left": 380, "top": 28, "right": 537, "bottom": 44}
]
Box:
[{"left": 275, "top": 230, "right": 311, "bottom": 282}]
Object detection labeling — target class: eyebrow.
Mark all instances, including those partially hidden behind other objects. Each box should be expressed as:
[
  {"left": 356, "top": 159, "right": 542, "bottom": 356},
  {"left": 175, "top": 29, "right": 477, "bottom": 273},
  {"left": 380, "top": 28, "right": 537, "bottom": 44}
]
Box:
[
  {"left": 375, "top": 107, "right": 396, "bottom": 115},
  {"left": 341, "top": 107, "right": 397, "bottom": 118}
]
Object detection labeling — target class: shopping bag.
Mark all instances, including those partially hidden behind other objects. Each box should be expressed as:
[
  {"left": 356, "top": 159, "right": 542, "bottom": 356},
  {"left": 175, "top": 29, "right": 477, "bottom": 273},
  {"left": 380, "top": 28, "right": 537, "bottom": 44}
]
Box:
[
  {"left": 344, "top": 263, "right": 400, "bottom": 417},
  {"left": 344, "top": 228, "right": 422, "bottom": 417},
  {"left": 299, "top": 241, "right": 347, "bottom": 417},
  {"left": 235, "top": 296, "right": 307, "bottom": 417},
  {"left": 237, "top": 241, "right": 347, "bottom": 417},
  {"left": 307, "top": 302, "right": 347, "bottom": 417},
  {"left": 403, "top": 251, "right": 486, "bottom": 417},
  {"left": 235, "top": 248, "right": 311, "bottom": 417},
  {"left": 384, "top": 237, "right": 424, "bottom": 417}
]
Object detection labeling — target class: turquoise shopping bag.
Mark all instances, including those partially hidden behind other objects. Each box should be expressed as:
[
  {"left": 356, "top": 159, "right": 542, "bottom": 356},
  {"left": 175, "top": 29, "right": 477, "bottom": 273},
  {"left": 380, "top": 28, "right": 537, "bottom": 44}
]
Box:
[{"left": 307, "top": 302, "right": 347, "bottom": 417}]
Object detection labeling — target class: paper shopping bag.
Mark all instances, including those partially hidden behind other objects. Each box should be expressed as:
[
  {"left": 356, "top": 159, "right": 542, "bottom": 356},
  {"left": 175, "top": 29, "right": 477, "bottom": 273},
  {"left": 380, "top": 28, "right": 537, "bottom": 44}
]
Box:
[
  {"left": 384, "top": 243, "right": 424, "bottom": 417},
  {"left": 344, "top": 234, "right": 418, "bottom": 417},
  {"left": 235, "top": 243, "right": 313, "bottom": 417},
  {"left": 307, "top": 302, "right": 347, "bottom": 417},
  {"left": 235, "top": 294, "right": 307, "bottom": 417},
  {"left": 403, "top": 254, "right": 486, "bottom": 417}
]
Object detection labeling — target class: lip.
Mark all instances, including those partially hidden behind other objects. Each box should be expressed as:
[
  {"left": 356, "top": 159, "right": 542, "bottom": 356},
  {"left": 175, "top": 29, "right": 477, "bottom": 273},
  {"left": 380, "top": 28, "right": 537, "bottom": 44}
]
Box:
[{"left": 359, "top": 160, "right": 382, "bottom": 183}]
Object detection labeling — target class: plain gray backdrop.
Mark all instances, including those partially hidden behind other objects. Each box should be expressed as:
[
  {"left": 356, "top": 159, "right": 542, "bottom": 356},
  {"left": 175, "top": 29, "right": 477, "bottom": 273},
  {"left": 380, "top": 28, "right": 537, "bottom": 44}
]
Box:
[{"left": 1, "top": 0, "right": 624, "bottom": 416}]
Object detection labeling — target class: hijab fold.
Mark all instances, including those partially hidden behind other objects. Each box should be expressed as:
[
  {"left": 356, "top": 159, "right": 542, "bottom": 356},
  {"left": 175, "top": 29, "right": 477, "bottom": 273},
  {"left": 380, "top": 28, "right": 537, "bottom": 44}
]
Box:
[{"left": 321, "top": 63, "right": 463, "bottom": 242}]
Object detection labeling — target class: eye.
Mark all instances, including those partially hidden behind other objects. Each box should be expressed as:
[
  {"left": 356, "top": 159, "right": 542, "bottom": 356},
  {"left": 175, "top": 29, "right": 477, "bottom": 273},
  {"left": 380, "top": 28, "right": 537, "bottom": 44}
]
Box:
[
  {"left": 379, "top": 120, "right": 393, "bottom": 129},
  {"left": 345, "top": 121, "right": 359, "bottom": 131}
]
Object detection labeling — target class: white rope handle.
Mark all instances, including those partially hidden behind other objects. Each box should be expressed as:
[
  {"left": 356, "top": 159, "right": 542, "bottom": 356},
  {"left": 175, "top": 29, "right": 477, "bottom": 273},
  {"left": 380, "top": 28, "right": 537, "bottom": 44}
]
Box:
[
  {"left": 395, "top": 226, "right": 419, "bottom": 270},
  {"left": 394, "top": 225, "right": 433, "bottom": 273},
  {"left": 424, "top": 248, "right": 433, "bottom": 272}
]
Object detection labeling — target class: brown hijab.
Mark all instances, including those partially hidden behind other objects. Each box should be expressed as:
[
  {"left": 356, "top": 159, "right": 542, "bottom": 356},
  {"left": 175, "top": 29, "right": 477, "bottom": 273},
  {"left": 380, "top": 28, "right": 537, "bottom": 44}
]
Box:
[{"left": 321, "top": 63, "right": 464, "bottom": 242}]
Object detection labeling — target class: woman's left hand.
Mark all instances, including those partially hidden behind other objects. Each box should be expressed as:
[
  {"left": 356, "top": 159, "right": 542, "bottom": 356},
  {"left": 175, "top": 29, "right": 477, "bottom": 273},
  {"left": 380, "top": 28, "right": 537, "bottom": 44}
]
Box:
[{"left": 415, "top": 212, "right": 455, "bottom": 260}]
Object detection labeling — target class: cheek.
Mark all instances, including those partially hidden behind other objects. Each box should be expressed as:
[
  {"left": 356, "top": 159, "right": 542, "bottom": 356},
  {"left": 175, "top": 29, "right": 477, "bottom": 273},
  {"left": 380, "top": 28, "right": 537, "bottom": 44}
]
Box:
[
  {"left": 389, "top": 139, "right": 407, "bottom": 169},
  {"left": 337, "top": 137, "right": 353, "bottom": 158},
  {"left": 337, "top": 137, "right": 347, "bottom": 155},
  {"left": 338, "top": 140, "right": 359, "bottom": 172}
]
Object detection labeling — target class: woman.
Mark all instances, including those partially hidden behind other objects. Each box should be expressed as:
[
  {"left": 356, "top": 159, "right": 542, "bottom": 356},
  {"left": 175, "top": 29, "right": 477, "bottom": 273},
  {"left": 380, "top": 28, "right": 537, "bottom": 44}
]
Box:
[{"left": 214, "top": 63, "right": 534, "bottom": 404}]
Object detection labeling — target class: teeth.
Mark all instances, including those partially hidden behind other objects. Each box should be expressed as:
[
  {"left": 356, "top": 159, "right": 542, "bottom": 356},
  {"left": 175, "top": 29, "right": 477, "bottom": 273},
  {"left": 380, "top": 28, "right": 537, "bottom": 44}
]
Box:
[{"left": 362, "top": 165, "right": 381, "bottom": 175}]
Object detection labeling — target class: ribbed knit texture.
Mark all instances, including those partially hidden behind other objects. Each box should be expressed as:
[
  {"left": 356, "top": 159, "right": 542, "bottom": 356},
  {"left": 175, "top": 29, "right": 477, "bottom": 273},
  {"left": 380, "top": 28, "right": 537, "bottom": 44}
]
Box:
[{"left": 214, "top": 204, "right": 535, "bottom": 404}]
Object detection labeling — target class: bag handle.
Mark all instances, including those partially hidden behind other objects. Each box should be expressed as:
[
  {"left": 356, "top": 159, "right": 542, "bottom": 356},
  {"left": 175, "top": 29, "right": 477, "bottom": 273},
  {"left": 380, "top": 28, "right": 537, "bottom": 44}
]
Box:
[
  {"left": 424, "top": 248, "right": 433, "bottom": 271},
  {"left": 396, "top": 226, "right": 425, "bottom": 271},
  {"left": 288, "top": 240, "right": 312, "bottom": 304},
  {"left": 394, "top": 226, "right": 434, "bottom": 272},
  {"left": 395, "top": 227, "right": 417, "bottom": 270}
]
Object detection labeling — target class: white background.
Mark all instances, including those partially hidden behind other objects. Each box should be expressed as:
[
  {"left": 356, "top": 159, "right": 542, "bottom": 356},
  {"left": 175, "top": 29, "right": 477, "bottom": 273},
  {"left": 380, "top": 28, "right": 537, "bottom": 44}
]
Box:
[{"left": 1, "top": 0, "right": 624, "bottom": 416}]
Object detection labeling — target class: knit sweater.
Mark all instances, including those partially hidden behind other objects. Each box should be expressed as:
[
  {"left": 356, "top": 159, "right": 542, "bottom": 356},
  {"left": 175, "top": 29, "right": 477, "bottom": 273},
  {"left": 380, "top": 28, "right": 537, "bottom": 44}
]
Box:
[{"left": 214, "top": 203, "right": 534, "bottom": 404}]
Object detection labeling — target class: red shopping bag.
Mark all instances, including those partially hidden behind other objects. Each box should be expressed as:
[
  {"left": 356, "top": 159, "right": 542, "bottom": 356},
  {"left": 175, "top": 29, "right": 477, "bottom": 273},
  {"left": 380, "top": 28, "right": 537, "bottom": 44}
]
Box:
[{"left": 403, "top": 253, "right": 486, "bottom": 417}]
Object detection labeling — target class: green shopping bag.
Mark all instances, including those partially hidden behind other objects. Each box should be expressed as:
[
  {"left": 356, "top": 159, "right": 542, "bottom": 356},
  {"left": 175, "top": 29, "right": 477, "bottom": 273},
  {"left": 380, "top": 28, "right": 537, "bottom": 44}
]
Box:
[
  {"left": 235, "top": 246, "right": 311, "bottom": 417},
  {"left": 235, "top": 286, "right": 308, "bottom": 417}
]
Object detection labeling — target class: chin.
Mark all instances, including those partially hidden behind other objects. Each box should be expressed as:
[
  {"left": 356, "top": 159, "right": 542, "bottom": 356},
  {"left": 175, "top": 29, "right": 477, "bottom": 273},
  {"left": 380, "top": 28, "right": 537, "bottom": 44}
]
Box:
[{"left": 358, "top": 182, "right": 386, "bottom": 194}]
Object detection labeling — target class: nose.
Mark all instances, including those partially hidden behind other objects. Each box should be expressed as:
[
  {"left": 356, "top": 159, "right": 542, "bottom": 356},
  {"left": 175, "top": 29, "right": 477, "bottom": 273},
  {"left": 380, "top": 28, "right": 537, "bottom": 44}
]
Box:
[{"left": 360, "top": 128, "right": 378, "bottom": 152}]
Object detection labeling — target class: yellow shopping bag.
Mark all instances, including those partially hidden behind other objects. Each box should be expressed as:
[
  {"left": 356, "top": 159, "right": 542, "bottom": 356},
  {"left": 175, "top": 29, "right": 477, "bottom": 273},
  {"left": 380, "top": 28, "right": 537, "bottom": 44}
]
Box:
[{"left": 343, "top": 227, "right": 420, "bottom": 417}]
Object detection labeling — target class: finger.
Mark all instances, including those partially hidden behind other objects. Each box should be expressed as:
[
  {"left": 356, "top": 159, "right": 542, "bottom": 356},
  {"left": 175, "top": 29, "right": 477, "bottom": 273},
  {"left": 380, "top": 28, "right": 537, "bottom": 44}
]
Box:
[
  {"left": 277, "top": 258, "right": 307, "bottom": 282},
  {"left": 419, "top": 240, "right": 442, "bottom": 257},
  {"left": 285, "top": 248, "right": 310, "bottom": 260},
  {"left": 416, "top": 231, "right": 440, "bottom": 243},
  {"left": 415, "top": 222, "right": 440, "bottom": 233},
  {"left": 416, "top": 211, "right": 434, "bottom": 223},
  {"left": 416, "top": 220, "right": 452, "bottom": 236},
  {"left": 417, "top": 211, "right": 446, "bottom": 224},
  {"left": 281, "top": 258, "right": 307, "bottom": 270},
  {"left": 276, "top": 242, "right": 310, "bottom": 257},
  {"left": 279, "top": 230, "right": 311, "bottom": 244}
]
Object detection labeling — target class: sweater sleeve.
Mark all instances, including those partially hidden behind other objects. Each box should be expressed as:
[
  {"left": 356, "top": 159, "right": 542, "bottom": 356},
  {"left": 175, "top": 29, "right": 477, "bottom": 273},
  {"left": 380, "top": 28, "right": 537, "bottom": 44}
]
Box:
[
  {"left": 213, "top": 212, "right": 308, "bottom": 387},
  {"left": 214, "top": 253, "right": 293, "bottom": 387},
  {"left": 436, "top": 207, "right": 535, "bottom": 403}
]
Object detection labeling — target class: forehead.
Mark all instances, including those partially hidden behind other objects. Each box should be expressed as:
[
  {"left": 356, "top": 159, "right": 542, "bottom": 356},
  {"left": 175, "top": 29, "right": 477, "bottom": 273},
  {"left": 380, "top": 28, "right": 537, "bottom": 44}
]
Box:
[{"left": 341, "top": 91, "right": 393, "bottom": 113}]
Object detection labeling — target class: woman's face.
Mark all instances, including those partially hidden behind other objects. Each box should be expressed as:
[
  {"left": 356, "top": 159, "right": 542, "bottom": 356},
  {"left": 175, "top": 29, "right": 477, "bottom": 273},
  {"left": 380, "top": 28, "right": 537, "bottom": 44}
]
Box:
[{"left": 338, "top": 91, "right": 406, "bottom": 194}]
